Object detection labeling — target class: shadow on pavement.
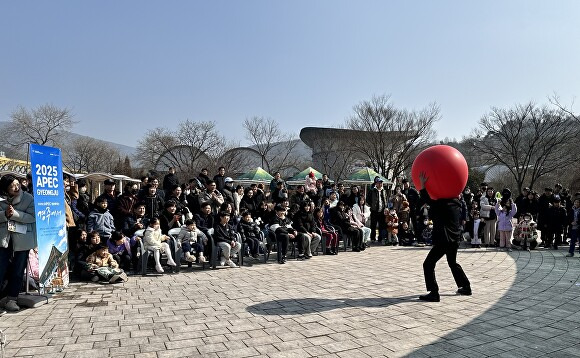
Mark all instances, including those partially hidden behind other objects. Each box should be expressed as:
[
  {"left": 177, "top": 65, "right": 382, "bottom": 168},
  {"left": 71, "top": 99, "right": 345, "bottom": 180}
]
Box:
[{"left": 247, "top": 296, "right": 420, "bottom": 316}]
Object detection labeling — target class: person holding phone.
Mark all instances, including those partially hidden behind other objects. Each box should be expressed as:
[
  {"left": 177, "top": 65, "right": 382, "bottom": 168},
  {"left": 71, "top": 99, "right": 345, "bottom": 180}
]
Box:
[{"left": 0, "top": 174, "right": 37, "bottom": 312}]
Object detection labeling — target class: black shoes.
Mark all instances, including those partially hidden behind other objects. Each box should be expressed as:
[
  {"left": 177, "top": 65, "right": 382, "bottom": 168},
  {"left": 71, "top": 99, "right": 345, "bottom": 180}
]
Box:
[
  {"left": 419, "top": 291, "right": 440, "bottom": 302},
  {"left": 352, "top": 247, "right": 360, "bottom": 252},
  {"left": 457, "top": 287, "right": 472, "bottom": 296}
]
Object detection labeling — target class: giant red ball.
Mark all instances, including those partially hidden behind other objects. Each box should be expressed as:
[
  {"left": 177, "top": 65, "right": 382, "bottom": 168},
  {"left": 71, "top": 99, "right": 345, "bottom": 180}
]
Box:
[{"left": 411, "top": 145, "right": 468, "bottom": 200}]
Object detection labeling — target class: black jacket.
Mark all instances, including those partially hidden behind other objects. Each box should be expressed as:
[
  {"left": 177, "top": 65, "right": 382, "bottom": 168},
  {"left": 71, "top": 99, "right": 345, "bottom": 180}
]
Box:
[
  {"left": 420, "top": 189, "right": 462, "bottom": 246},
  {"left": 293, "top": 210, "right": 316, "bottom": 234},
  {"left": 163, "top": 173, "right": 179, "bottom": 193},
  {"left": 213, "top": 222, "right": 237, "bottom": 244},
  {"left": 238, "top": 220, "right": 260, "bottom": 241}
]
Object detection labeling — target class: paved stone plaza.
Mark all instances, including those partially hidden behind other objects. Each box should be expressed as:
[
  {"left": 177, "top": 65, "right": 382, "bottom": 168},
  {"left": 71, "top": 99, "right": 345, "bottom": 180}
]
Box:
[{"left": 1, "top": 245, "right": 580, "bottom": 358}]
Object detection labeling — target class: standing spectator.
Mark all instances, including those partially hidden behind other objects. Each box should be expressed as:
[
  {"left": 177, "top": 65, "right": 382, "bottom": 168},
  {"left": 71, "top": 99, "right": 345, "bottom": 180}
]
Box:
[
  {"left": 495, "top": 199, "right": 517, "bottom": 251},
  {"left": 566, "top": 198, "right": 580, "bottom": 257},
  {"left": 402, "top": 179, "right": 420, "bottom": 231},
  {"left": 162, "top": 168, "right": 179, "bottom": 197},
  {"left": 305, "top": 171, "right": 317, "bottom": 194},
  {"left": 233, "top": 185, "right": 244, "bottom": 215},
  {"left": 514, "top": 187, "right": 530, "bottom": 219},
  {"left": 270, "top": 172, "right": 282, "bottom": 192},
  {"left": 198, "top": 180, "right": 224, "bottom": 215},
  {"left": 389, "top": 186, "right": 407, "bottom": 213},
  {"left": 519, "top": 190, "right": 539, "bottom": 221},
  {"left": 115, "top": 183, "right": 139, "bottom": 229},
  {"left": 75, "top": 178, "right": 91, "bottom": 221},
  {"left": 545, "top": 197, "right": 568, "bottom": 250},
  {"left": 321, "top": 174, "right": 331, "bottom": 194},
  {"left": 480, "top": 187, "right": 498, "bottom": 247},
  {"left": 0, "top": 174, "right": 36, "bottom": 312},
  {"left": 213, "top": 166, "right": 227, "bottom": 194},
  {"left": 343, "top": 185, "right": 361, "bottom": 207},
  {"left": 252, "top": 184, "right": 267, "bottom": 208},
  {"left": 97, "top": 179, "right": 120, "bottom": 217},
  {"left": 222, "top": 177, "right": 235, "bottom": 204},
  {"left": 239, "top": 187, "right": 257, "bottom": 217},
  {"left": 198, "top": 168, "right": 211, "bottom": 187},
  {"left": 366, "top": 177, "right": 388, "bottom": 242},
  {"left": 271, "top": 181, "right": 288, "bottom": 204},
  {"left": 141, "top": 184, "right": 164, "bottom": 220},
  {"left": 290, "top": 185, "right": 309, "bottom": 207},
  {"left": 537, "top": 187, "right": 554, "bottom": 244}
]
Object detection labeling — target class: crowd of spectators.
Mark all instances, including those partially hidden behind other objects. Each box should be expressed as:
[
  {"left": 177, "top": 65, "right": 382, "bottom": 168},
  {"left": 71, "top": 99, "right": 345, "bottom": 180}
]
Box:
[{"left": 2, "top": 165, "right": 580, "bottom": 314}]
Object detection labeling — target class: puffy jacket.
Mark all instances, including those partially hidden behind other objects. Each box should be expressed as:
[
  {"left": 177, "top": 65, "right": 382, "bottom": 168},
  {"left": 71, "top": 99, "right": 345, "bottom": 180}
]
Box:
[
  {"left": 0, "top": 190, "right": 37, "bottom": 251},
  {"left": 494, "top": 202, "right": 517, "bottom": 231},
  {"left": 86, "top": 209, "right": 115, "bottom": 239}
]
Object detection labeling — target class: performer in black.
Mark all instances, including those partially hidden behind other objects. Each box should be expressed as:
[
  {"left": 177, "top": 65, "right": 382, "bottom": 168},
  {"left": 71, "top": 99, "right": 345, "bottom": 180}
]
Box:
[{"left": 418, "top": 172, "right": 471, "bottom": 302}]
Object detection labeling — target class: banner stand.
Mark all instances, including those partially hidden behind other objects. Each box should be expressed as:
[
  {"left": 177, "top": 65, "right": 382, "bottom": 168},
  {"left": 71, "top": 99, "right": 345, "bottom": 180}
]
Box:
[{"left": 17, "top": 266, "right": 52, "bottom": 309}]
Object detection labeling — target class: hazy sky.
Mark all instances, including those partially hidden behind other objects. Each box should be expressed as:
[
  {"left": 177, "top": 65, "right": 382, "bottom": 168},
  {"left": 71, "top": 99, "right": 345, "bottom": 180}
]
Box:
[{"left": 2, "top": 1, "right": 579, "bottom": 148}]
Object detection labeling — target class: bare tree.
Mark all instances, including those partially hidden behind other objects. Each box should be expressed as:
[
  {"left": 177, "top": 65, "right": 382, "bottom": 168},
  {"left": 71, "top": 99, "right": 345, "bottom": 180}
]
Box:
[
  {"left": 243, "top": 116, "right": 302, "bottom": 175},
  {"left": 63, "top": 137, "right": 121, "bottom": 173},
  {"left": 315, "top": 139, "right": 356, "bottom": 182},
  {"left": 2, "top": 104, "right": 76, "bottom": 152},
  {"left": 346, "top": 95, "right": 439, "bottom": 180},
  {"left": 135, "top": 120, "right": 223, "bottom": 179},
  {"left": 474, "top": 102, "right": 579, "bottom": 193}
]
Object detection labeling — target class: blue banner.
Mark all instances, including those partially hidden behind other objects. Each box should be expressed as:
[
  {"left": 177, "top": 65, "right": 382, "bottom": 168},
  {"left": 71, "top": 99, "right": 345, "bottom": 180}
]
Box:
[{"left": 29, "top": 144, "right": 69, "bottom": 289}]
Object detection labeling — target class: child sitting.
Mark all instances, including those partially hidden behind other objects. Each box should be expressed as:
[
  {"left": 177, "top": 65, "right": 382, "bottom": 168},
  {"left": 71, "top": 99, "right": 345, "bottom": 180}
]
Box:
[
  {"left": 238, "top": 211, "right": 262, "bottom": 259},
  {"left": 422, "top": 220, "right": 433, "bottom": 246},
  {"left": 85, "top": 243, "right": 128, "bottom": 283},
  {"left": 513, "top": 213, "right": 539, "bottom": 251},
  {"left": 107, "top": 231, "right": 137, "bottom": 272},
  {"left": 398, "top": 222, "right": 415, "bottom": 246},
  {"left": 143, "top": 217, "right": 178, "bottom": 273},
  {"left": 385, "top": 209, "right": 399, "bottom": 245},
  {"left": 177, "top": 219, "right": 207, "bottom": 263},
  {"left": 314, "top": 207, "right": 338, "bottom": 255}
]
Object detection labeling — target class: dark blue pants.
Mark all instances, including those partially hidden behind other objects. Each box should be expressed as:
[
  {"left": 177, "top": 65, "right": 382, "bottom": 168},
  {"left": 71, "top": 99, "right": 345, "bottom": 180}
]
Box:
[
  {"left": 0, "top": 244, "right": 29, "bottom": 299},
  {"left": 568, "top": 228, "right": 579, "bottom": 254},
  {"left": 182, "top": 241, "right": 204, "bottom": 255}
]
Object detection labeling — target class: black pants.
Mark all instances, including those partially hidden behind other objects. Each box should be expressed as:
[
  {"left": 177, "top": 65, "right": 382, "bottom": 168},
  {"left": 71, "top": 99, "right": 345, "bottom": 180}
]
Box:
[
  {"left": 244, "top": 237, "right": 260, "bottom": 256},
  {"left": 544, "top": 229, "right": 562, "bottom": 248},
  {"left": 345, "top": 227, "right": 362, "bottom": 249},
  {"left": 112, "top": 252, "right": 132, "bottom": 272},
  {"left": 370, "top": 211, "right": 386, "bottom": 240},
  {"left": 276, "top": 232, "right": 289, "bottom": 257},
  {"left": 423, "top": 242, "right": 470, "bottom": 292}
]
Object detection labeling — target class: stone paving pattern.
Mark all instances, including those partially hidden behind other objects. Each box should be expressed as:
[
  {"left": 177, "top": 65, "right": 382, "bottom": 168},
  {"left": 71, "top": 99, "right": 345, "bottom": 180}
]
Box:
[{"left": 1, "top": 245, "right": 580, "bottom": 357}]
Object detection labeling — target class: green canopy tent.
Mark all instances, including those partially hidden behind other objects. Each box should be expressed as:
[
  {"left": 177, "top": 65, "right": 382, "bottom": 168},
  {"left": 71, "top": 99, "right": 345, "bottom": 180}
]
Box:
[
  {"left": 235, "top": 167, "right": 274, "bottom": 185},
  {"left": 286, "top": 167, "right": 327, "bottom": 186},
  {"left": 343, "top": 167, "right": 391, "bottom": 185},
  {"left": 343, "top": 167, "right": 393, "bottom": 196}
]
